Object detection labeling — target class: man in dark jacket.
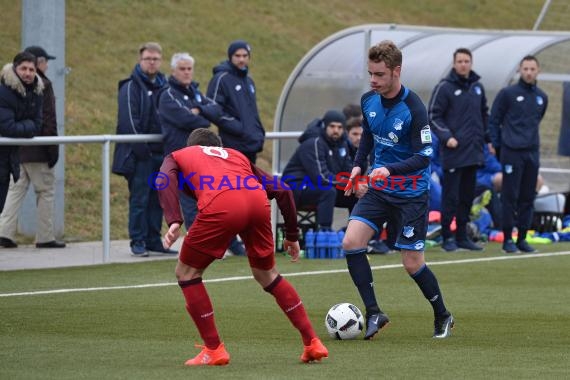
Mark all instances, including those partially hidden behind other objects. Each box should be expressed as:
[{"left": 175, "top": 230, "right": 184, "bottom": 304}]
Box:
[
  {"left": 158, "top": 52, "right": 232, "bottom": 232},
  {"left": 282, "top": 110, "right": 363, "bottom": 229},
  {"left": 111, "top": 42, "right": 172, "bottom": 256},
  {"left": 0, "top": 51, "right": 43, "bottom": 219},
  {"left": 206, "top": 40, "right": 265, "bottom": 164},
  {"left": 428, "top": 48, "right": 489, "bottom": 252},
  {"left": 0, "top": 46, "right": 64, "bottom": 248},
  {"left": 489, "top": 55, "right": 548, "bottom": 254}
]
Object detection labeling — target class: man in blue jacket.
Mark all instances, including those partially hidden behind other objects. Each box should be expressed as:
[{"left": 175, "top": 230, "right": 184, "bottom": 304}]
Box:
[
  {"left": 429, "top": 48, "right": 489, "bottom": 252},
  {"left": 206, "top": 40, "right": 265, "bottom": 164},
  {"left": 489, "top": 55, "right": 548, "bottom": 253},
  {"left": 282, "top": 110, "right": 362, "bottom": 230},
  {"left": 0, "top": 51, "right": 43, "bottom": 217},
  {"left": 111, "top": 42, "right": 172, "bottom": 257}
]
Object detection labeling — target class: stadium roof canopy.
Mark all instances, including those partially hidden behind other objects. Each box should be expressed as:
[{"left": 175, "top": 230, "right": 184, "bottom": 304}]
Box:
[{"left": 273, "top": 24, "right": 570, "bottom": 173}]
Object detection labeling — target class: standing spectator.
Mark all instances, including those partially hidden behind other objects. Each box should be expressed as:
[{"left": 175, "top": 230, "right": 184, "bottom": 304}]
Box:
[
  {"left": 343, "top": 41, "right": 454, "bottom": 340},
  {"left": 111, "top": 42, "right": 172, "bottom": 256},
  {"left": 158, "top": 128, "right": 328, "bottom": 365},
  {"left": 282, "top": 110, "right": 364, "bottom": 230},
  {"left": 0, "top": 46, "right": 64, "bottom": 248},
  {"left": 206, "top": 40, "right": 265, "bottom": 164},
  {"left": 0, "top": 51, "right": 43, "bottom": 225},
  {"left": 488, "top": 55, "right": 548, "bottom": 253},
  {"left": 428, "top": 48, "right": 489, "bottom": 252},
  {"left": 158, "top": 52, "right": 239, "bottom": 232}
]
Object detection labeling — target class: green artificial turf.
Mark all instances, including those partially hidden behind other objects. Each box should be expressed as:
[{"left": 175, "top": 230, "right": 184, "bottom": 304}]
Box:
[{"left": 2, "top": 242, "right": 569, "bottom": 379}]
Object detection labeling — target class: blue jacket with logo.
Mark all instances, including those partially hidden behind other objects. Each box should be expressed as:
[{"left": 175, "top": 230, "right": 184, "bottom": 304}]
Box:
[
  {"left": 282, "top": 125, "right": 352, "bottom": 189},
  {"left": 354, "top": 86, "right": 432, "bottom": 198},
  {"left": 488, "top": 78, "right": 548, "bottom": 151},
  {"left": 428, "top": 69, "right": 489, "bottom": 170},
  {"left": 206, "top": 61, "right": 265, "bottom": 155}
]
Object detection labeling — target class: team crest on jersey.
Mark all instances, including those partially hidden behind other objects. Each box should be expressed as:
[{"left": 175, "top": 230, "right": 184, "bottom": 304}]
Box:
[
  {"left": 536, "top": 96, "right": 543, "bottom": 105},
  {"left": 403, "top": 226, "right": 415, "bottom": 238},
  {"left": 475, "top": 86, "right": 482, "bottom": 95},
  {"left": 195, "top": 93, "right": 202, "bottom": 102},
  {"left": 516, "top": 96, "right": 524, "bottom": 102},
  {"left": 235, "top": 84, "right": 242, "bottom": 92},
  {"left": 250, "top": 84, "right": 255, "bottom": 94},
  {"left": 369, "top": 111, "right": 376, "bottom": 118},
  {"left": 388, "top": 131, "right": 399, "bottom": 143},
  {"left": 393, "top": 118, "right": 403, "bottom": 131},
  {"left": 454, "top": 89, "right": 462, "bottom": 96},
  {"left": 339, "top": 147, "right": 347, "bottom": 157},
  {"left": 421, "top": 125, "right": 432, "bottom": 144},
  {"left": 504, "top": 164, "right": 513, "bottom": 174}
]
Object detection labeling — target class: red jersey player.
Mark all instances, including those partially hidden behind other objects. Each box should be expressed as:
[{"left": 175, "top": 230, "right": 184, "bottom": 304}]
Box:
[{"left": 157, "top": 128, "right": 328, "bottom": 366}]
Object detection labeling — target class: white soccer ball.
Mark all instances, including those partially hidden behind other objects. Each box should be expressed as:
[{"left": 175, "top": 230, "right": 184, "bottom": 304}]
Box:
[{"left": 325, "top": 303, "right": 364, "bottom": 340}]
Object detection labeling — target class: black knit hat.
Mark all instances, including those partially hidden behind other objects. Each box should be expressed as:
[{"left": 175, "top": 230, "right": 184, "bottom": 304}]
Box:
[
  {"left": 227, "top": 40, "right": 251, "bottom": 59},
  {"left": 322, "top": 110, "right": 346, "bottom": 128}
]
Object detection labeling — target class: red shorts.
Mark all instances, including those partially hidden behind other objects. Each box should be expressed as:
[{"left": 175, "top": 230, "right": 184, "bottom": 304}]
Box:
[{"left": 180, "top": 189, "right": 275, "bottom": 270}]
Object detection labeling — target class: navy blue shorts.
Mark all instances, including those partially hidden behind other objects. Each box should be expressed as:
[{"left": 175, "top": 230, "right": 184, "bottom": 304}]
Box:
[{"left": 349, "top": 190, "right": 429, "bottom": 251}]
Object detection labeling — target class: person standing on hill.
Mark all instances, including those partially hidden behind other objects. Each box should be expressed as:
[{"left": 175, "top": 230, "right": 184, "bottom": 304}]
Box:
[
  {"left": 0, "top": 52, "right": 43, "bottom": 221},
  {"left": 0, "top": 46, "right": 64, "bottom": 249},
  {"left": 206, "top": 40, "right": 265, "bottom": 164},
  {"left": 488, "top": 55, "right": 548, "bottom": 254},
  {"left": 112, "top": 42, "right": 173, "bottom": 257},
  {"left": 428, "top": 48, "right": 490, "bottom": 252}
]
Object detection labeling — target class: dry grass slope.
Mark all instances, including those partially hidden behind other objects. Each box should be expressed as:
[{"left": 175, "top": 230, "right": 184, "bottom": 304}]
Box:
[{"left": 0, "top": 0, "right": 551, "bottom": 240}]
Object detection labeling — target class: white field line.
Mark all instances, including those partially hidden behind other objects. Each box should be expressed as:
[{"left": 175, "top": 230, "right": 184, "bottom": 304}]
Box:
[{"left": 1, "top": 251, "right": 570, "bottom": 298}]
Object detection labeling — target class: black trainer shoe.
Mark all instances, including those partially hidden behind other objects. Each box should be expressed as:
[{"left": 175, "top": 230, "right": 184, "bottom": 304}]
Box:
[
  {"left": 433, "top": 312, "right": 454, "bottom": 339},
  {"left": 0, "top": 237, "right": 18, "bottom": 248},
  {"left": 456, "top": 238, "right": 483, "bottom": 251},
  {"left": 363, "top": 312, "right": 390, "bottom": 340},
  {"left": 442, "top": 238, "right": 458, "bottom": 252},
  {"left": 516, "top": 240, "right": 537, "bottom": 253},
  {"left": 502, "top": 239, "right": 519, "bottom": 253}
]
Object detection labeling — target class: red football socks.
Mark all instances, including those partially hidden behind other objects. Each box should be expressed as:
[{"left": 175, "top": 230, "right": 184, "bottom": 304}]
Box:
[
  {"left": 264, "top": 275, "right": 317, "bottom": 345},
  {"left": 179, "top": 278, "right": 221, "bottom": 350}
]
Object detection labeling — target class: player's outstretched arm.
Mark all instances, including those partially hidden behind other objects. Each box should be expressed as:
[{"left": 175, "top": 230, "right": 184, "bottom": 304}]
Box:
[{"left": 283, "top": 239, "right": 300, "bottom": 263}]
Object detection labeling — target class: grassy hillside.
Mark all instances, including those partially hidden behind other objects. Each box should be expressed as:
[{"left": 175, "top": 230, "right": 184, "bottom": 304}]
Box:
[{"left": 0, "top": 0, "right": 550, "bottom": 241}]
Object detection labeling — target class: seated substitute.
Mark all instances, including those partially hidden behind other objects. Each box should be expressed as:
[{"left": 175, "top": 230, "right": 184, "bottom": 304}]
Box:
[
  {"left": 282, "top": 110, "right": 366, "bottom": 230},
  {"left": 157, "top": 128, "right": 328, "bottom": 366}
]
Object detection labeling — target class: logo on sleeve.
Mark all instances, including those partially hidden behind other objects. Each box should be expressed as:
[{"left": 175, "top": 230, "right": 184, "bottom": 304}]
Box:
[
  {"left": 536, "top": 96, "right": 544, "bottom": 105},
  {"left": 475, "top": 86, "right": 482, "bottom": 95},
  {"left": 420, "top": 125, "right": 432, "bottom": 144},
  {"left": 369, "top": 111, "right": 376, "bottom": 118}
]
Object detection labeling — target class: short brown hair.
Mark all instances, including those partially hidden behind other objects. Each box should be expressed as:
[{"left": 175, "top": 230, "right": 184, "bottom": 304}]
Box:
[
  {"left": 139, "top": 42, "right": 162, "bottom": 56},
  {"left": 187, "top": 128, "right": 222, "bottom": 147},
  {"left": 368, "top": 40, "right": 401, "bottom": 70},
  {"left": 345, "top": 116, "right": 362, "bottom": 133}
]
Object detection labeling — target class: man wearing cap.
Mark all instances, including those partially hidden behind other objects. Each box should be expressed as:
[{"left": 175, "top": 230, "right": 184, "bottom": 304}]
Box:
[
  {"left": 281, "top": 110, "right": 364, "bottom": 230},
  {"left": 206, "top": 40, "right": 265, "bottom": 164},
  {"left": 0, "top": 46, "right": 64, "bottom": 248},
  {"left": 0, "top": 51, "right": 43, "bottom": 239}
]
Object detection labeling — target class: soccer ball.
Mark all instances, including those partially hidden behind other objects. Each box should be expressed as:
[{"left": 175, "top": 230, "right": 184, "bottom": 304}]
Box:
[{"left": 325, "top": 303, "right": 364, "bottom": 340}]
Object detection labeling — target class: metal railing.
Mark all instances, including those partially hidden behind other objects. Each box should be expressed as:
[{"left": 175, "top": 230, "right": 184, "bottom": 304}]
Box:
[{"left": 0, "top": 132, "right": 301, "bottom": 262}]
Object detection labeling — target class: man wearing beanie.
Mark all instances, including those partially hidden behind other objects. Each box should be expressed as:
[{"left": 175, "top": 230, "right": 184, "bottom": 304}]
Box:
[
  {"left": 0, "top": 46, "right": 65, "bottom": 248},
  {"left": 0, "top": 51, "right": 43, "bottom": 221},
  {"left": 206, "top": 40, "right": 265, "bottom": 164},
  {"left": 282, "top": 110, "right": 365, "bottom": 230}
]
